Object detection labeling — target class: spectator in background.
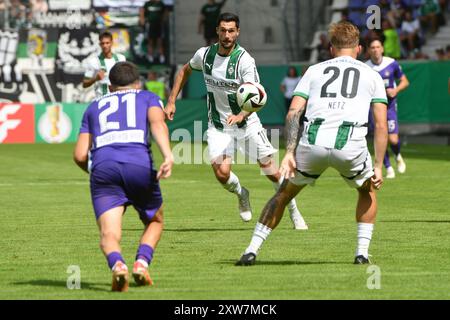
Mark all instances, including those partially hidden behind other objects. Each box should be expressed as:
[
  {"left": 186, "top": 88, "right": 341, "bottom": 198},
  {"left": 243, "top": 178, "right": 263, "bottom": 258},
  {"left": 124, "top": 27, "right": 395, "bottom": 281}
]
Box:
[
  {"left": 435, "top": 47, "right": 446, "bottom": 60},
  {"left": 446, "top": 45, "right": 450, "bottom": 59},
  {"left": 198, "top": 0, "right": 227, "bottom": 46},
  {"left": 401, "top": 10, "right": 422, "bottom": 55},
  {"left": 29, "top": 0, "right": 48, "bottom": 26},
  {"left": 0, "top": 1, "right": 5, "bottom": 28},
  {"left": 340, "top": 8, "right": 350, "bottom": 23},
  {"left": 145, "top": 70, "right": 168, "bottom": 101},
  {"left": 162, "top": 0, "right": 174, "bottom": 11},
  {"left": 8, "top": 0, "right": 27, "bottom": 29},
  {"left": 30, "top": 0, "right": 48, "bottom": 13},
  {"left": 382, "top": 20, "right": 401, "bottom": 59},
  {"left": 379, "top": 0, "right": 392, "bottom": 20},
  {"left": 420, "top": 0, "right": 440, "bottom": 34},
  {"left": 140, "top": 0, "right": 167, "bottom": 64},
  {"left": 389, "top": 0, "right": 408, "bottom": 28},
  {"left": 280, "top": 66, "right": 301, "bottom": 112},
  {"left": 317, "top": 33, "right": 332, "bottom": 62}
]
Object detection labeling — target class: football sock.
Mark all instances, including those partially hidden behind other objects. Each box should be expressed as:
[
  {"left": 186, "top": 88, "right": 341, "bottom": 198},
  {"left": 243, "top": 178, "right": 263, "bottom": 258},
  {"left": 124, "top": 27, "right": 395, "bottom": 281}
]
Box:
[
  {"left": 383, "top": 151, "right": 391, "bottom": 168},
  {"left": 390, "top": 141, "right": 401, "bottom": 157},
  {"left": 136, "top": 244, "right": 154, "bottom": 267},
  {"left": 273, "top": 178, "right": 299, "bottom": 213},
  {"left": 356, "top": 223, "right": 374, "bottom": 258},
  {"left": 222, "top": 171, "right": 243, "bottom": 196},
  {"left": 107, "top": 252, "right": 125, "bottom": 270},
  {"left": 245, "top": 222, "right": 272, "bottom": 255}
]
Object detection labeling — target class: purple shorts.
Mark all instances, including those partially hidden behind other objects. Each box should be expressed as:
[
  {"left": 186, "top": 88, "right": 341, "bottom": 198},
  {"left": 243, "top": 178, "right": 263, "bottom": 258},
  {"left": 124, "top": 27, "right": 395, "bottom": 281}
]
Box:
[
  {"left": 369, "top": 106, "right": 399, "bottom": 134},
  {"left": 90, "top": 161, "right": 162, "bottom": 224}
]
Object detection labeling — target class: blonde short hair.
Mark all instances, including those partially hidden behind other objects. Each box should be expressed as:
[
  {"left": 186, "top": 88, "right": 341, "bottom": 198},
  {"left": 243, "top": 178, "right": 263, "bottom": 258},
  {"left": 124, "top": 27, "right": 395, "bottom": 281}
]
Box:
[{"left": 328, "top": 22, "right": 360, "bottom": 49}]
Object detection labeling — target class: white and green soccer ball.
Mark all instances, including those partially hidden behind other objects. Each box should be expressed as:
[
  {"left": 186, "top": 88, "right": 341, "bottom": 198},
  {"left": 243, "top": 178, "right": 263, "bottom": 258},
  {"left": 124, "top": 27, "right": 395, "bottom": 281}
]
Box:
[{"left": 236, "top": 82, "right": 267, "bottom": 113}]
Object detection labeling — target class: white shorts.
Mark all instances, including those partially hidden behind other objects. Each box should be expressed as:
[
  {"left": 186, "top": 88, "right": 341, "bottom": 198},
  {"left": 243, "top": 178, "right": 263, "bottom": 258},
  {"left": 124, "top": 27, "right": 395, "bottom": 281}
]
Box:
[
  {"left": 290, "top": 141, "right": 374, "bottom": 188},
  {"left": 206, "top": 123, "right": 277, "bottom": 162}
]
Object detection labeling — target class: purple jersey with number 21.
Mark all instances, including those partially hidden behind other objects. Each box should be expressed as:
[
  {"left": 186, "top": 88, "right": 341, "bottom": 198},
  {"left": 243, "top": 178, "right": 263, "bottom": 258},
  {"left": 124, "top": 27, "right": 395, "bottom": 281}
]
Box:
[
  {"left": 80, "top": 89, "right": 163, "bottom": 170},
  {"left": 80, "top": 89, "right": 164, "bottom": 222}
]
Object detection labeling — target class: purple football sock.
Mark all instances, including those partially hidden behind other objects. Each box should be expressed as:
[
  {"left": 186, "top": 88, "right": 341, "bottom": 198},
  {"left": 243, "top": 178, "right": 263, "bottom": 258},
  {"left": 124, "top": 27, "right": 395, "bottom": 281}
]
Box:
[
  {"left": 107, "top": 252, "right": 125, "bottom": 270},
  {"left": 136, "top": 244, "right": 154, "bottom": 265},
  {"left": 390, "top": 141, "right": 401, "bottom": 157},
  {"left": 383, "top": 151, "right": 392, "bottom": 168}
]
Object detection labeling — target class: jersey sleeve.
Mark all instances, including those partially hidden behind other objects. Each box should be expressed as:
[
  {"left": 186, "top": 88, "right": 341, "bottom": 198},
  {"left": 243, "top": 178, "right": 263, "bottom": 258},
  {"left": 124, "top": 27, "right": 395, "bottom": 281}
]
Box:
[
  {"left": 79, "top": 106, "right": 91, "bottom": 134},
  {"left": 118, "top": 54, "right": 127, "bottom": 62},
  {"left": 393, "top": 60, "right": 404, "bottom": 79},
  {"left": 293, "top": 67, "right": 312, "bottom": 100},
  {"left": 371, "top": 72, "right": 388, "bottom": 105},
  {"left": 240, "top": 53, "right": 260, "bottom": 83},
  {"left": 142, "top": 91, "right": 164, "bottom": 110},
  {"left": 189, "top": 47, "right": 207, "bottom": 72},
  {"left": 84, "top": 58, "right": 98, "bottom": 79}
]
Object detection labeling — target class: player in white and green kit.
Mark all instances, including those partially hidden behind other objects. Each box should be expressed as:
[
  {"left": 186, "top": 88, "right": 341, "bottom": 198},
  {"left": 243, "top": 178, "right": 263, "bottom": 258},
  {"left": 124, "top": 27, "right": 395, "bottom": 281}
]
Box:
[
  {"left": 83, "top": 31, "right": 126, "bottom": 98},
  {"left": 166, "top": 13, "right": 307, "bottom": 229},
  {"left": 237, "top": 22, "right": 388, "bottom": 266}
]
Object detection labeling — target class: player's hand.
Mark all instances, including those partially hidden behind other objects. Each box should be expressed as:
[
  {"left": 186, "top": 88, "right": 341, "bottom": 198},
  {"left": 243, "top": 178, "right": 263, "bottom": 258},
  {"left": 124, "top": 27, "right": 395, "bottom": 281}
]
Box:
[
  {"left": 226, "top": 114, "right": 245, "bottom": 126},
  {"left": 157, "top": 156, "right": 174, "bottom": 180},
  {"left": 371, "top": 167, "right": 383, "bottom": 190},
  {"left": 96, "top": 70, "right": 106, "bottom": 81},
  {"left": 164, "top": 102, "right": 176, "bottom": 121},
  {"left": 280, "top": 152, "right": 297, "bottom": 179},
  {"left": 386, "top": 88, "right": 397, "bottom": 99}
]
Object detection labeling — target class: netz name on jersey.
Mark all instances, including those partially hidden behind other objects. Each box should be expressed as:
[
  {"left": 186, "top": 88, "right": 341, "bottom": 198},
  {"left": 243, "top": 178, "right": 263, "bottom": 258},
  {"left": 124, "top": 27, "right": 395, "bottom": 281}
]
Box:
[
  {"left": 205, "top": 77, "right": 239, "bottom": 90},
  {"left": 329, "top": 101, "right": 346, "bottom": 110}
]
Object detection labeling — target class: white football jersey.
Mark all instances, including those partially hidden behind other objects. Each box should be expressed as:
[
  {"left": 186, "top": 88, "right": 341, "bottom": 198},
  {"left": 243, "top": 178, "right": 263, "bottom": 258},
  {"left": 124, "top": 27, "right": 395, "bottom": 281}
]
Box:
[
  {"left": 189, "top": 43, "right": 261, "bottom": 130},
  {"left": 84, "top": 53, "right": 126, "bottom": 98},
  {"left": 294, "top": 56, "right": 387, "bottom": 149}
]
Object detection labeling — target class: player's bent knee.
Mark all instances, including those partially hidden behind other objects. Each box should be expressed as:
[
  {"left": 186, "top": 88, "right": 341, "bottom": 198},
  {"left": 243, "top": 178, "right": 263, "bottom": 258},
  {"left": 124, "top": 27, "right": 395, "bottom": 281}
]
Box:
[
  {"left": 389, "top": 136, "right": 399, "bottom": 145},
  {"left": 151, "top": 207, "right": 164, "bottom": 224},
  {"left": 214, "top": 169, "right": 230, "bottom": 184}
]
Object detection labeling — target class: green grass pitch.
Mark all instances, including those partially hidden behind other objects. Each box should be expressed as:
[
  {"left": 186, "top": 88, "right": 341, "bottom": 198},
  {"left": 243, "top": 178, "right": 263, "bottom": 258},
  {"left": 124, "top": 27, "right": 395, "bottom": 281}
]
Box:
[{"left": 0, "top": 142, "right": 449, "bottom": 299}]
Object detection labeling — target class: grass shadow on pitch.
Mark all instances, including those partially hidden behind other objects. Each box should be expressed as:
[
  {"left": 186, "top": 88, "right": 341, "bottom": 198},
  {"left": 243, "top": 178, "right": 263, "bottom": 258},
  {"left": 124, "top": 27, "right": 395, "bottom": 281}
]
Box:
[
  {"left": 124, "top": 228, "right": 250, "bottom": 232},
  {"left": 13, "top": 280, "right": 110, "bottom": 292},
  {"left": 218, "top": 259, "right": 349, "bottom": 266},
  {"left": 380, "top": 220, "right": 450, "bottom": 223}
]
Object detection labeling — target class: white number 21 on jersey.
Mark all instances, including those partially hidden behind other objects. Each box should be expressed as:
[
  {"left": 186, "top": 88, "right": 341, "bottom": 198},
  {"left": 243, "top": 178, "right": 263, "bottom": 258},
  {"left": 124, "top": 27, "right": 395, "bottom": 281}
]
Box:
[{"left": 98, "top": 93, "right": 136, "bottom": 134}]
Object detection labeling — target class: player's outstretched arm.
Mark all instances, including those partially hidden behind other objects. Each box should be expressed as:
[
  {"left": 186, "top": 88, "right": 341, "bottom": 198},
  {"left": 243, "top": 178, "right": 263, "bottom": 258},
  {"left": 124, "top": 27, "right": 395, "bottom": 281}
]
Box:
[
  {"left": 280, "top": 96, "right": 306, "bottom": 179},
  {"left": 73, "top": 133, "right": 92, "bottom": 173},
  {"left": 165, "top": 63, "right": 193, "bottom": 121},
  {"left": 149, "top": 107, "right": 174, "bottom": 179},
  {"left": 372, "top": 102, "right": 388, "bottom": 189}
]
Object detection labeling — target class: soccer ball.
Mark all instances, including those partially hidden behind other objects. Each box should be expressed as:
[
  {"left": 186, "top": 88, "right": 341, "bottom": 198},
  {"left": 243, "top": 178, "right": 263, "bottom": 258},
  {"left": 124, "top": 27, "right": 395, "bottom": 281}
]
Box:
[{"left": 236, "top": 82, "right": 267, "bottom": 113}]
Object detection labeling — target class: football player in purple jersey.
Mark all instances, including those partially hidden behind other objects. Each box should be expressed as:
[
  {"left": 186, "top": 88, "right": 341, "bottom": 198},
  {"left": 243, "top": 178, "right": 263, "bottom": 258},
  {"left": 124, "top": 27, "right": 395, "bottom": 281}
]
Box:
[
  {"left": 74, "top": 61, "right": 173, "bottom": 292},
  {"left": 366, "top": 39, "right": 409, "bottom": 179}
]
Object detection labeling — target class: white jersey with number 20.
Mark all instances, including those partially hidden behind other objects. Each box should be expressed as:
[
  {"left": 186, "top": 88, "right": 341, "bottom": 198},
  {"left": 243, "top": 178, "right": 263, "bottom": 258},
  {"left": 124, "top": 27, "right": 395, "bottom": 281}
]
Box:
[{"left": 293, "top": 56, "right": 387, "bottom": 150}]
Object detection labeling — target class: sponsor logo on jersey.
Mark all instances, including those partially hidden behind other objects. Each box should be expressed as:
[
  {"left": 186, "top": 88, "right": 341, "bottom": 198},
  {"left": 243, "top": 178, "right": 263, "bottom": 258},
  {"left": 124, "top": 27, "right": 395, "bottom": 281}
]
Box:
[{"left": 205, "top": 77, "right": 239, "bottom": 90}]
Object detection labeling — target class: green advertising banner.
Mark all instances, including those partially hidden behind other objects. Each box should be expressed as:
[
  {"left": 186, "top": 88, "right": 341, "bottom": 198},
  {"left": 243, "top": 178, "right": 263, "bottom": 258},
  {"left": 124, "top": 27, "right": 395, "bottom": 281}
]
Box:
[
  {"left": 185, "top": 61, "right": 450, "bottom": 126},
  {"left": 35, "top": 103, "right": 88, "bottom": 143}
]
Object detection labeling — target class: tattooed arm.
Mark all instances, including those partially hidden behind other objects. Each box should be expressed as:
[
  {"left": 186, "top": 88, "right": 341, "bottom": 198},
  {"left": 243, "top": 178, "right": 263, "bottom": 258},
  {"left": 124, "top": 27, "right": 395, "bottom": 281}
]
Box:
[{"left": 280, "top": 95, "right": 307, "bottom": 179}]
